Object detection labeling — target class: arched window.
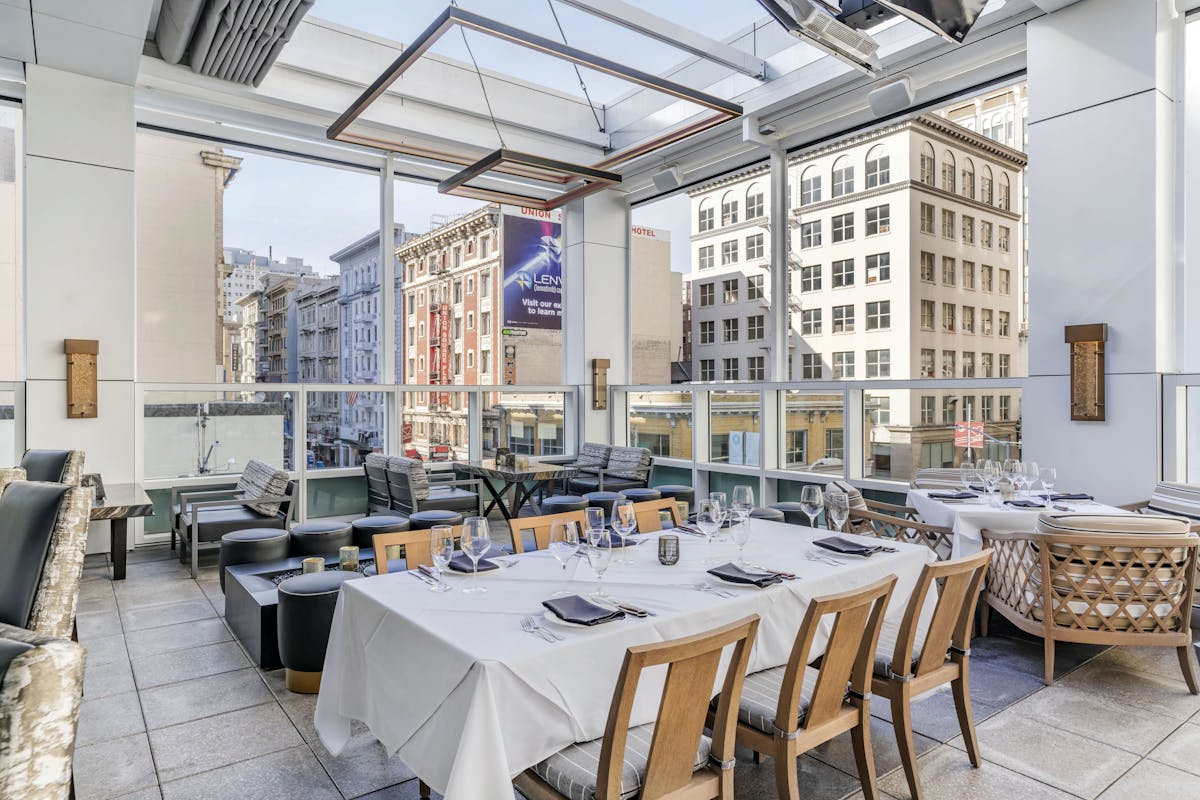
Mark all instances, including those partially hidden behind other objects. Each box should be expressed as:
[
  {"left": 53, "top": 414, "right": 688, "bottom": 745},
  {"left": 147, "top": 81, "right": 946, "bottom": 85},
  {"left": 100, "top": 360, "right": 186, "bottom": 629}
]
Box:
[
  {"left": 941, "top": 150, "right": 956, "bottom": 194},
  {"left": 980, "top": 164, "right": 994, "bottom": 206},
  {"left": 961, "top": 157, "right": 975, "bottom": 200},
  {"left": 865, "top": 145, "right": 890, "bottom": 188},
  {"left": 720, "top": 190, "right": 739, "bottom": 226},
  {"left": 745, "top": 182, "right": 764, "bottom": 219},
  {"left": 919, "top": 142, "right": 935, "bottom": 186},
  {"left": 697, "top": 198, "right": 714, "bottom": 232},
  {"left": 999, "top": 173, "right": 1011, "bottom": 211},
  {"left": 832, "top": 155, "right": 854, "bottom": 198},
  {"left": 799, "top": 166, "right": 822, "bottom": 206}
]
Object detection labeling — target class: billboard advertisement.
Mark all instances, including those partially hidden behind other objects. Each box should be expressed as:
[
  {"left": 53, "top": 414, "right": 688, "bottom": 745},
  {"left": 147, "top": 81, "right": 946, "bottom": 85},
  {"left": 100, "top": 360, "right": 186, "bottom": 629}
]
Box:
[{"left": 501, "top": 205, "right": 563, "bottom": 330}]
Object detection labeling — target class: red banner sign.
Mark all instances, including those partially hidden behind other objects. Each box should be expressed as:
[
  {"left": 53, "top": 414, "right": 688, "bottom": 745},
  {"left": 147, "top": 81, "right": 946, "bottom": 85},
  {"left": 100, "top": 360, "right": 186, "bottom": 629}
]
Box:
[{"left": 954, "top": 421, "right": 985, "bottom": 449}]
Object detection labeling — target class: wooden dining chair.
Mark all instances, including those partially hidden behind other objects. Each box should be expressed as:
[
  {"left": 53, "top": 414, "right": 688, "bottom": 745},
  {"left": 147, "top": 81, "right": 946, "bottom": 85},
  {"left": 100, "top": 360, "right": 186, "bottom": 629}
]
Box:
[
  {"left": 507, "top": 510, "right": 589, "bottom": 553},
  {"left": 371, "top": 526, "right": 462, "bottom": 574},
  {"left": 631, "top": 498, "right": 684, "bottom": 533},
  {"left": 872, "top": 550, "right": 993, "bottom": 800},
  {"left": 710, "top": 576, "right": 896, "bottom": 800},
  {"left": 514, "top": 615, "right": 760, "bottom": 800}
]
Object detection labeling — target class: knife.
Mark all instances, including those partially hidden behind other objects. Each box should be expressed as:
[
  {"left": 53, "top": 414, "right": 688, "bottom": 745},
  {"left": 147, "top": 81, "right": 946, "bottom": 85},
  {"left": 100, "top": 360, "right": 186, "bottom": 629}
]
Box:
[
  {"left": 417, "top": 564, "right": 439, "bottom": 580},
  {"left": 614, "top": 602, "right": 653, "bottom": 617}
]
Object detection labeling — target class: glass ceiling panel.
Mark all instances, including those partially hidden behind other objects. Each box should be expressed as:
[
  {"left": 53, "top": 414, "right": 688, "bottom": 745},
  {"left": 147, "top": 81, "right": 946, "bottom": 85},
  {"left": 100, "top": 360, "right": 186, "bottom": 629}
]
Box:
[{"left": 304, "top": 0, "right": 771, "bottom": 103}]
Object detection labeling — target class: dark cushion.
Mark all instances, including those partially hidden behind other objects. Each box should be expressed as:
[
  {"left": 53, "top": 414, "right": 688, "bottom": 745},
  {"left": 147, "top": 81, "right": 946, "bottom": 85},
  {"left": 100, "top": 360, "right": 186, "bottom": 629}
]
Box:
[
  {"left": 542, "top": 495, "right": 588, "bottom": 513},
  {"left": 750, "top": 506, "right": 786, "bottom": 522},
  {"left": 570, "top": 476, "right": 645, "bottom": 493},
  {"left": 655, "top": 484, "right": 694, "bottom": 496},
  {"left": 409, "top": 509, "right": 464, "bottom": 529},
  {"left": 769, "top": 502, "right": 811, "bottom": 526},
  {"left": 363, "top": 558, "right": 406, "bottom": 577},
  {"left": 289, "top": 522, "right": 354, "bottom": 557},
  {"left": 351, "top": 515, "right": 410, "bottom": 548},
  {"left": 0, "top": 482, "right": 71, "bottom": 628},
  {"left": 218, "top": 529, "right": 290, "bottom": 592},
  {"left": 179, "top": 507, "right": 287, "bottom": 545},
  {"left": 424, "top": 486, "right": 479, "bottom": 513},
  {"left": 19, "top": 450, "right": 73, "bottom": 483},
  {"left": 620, "top": 488, "right": 662, "bottom": 502},
  {"left": 277, "top": 571, "right": 360, "bottom": 673}
]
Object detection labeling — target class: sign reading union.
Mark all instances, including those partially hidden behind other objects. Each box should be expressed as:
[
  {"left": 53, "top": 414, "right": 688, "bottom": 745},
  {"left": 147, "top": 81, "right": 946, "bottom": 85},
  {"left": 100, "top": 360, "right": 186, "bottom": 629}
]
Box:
[{"left": 502, "top": 205, "right": 563, "bottom": 331}]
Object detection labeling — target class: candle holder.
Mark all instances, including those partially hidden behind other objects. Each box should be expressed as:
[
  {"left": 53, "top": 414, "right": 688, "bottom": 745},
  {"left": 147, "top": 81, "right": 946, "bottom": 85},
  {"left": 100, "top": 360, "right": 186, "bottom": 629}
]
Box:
[
  {"left": 658, "top": 534, "right": 680, "bottom": 566},
  {"left": 302, "top": 557, "right": 324, "bottom": 574},
  {"left": 339, "top": 546, "right": 360, "bottom": 572}
]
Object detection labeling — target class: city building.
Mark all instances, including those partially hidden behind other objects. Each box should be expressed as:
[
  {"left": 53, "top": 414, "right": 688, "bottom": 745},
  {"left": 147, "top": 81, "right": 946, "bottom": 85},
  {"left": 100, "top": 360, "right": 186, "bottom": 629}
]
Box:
[
  {"left": 295, "top": 278, "right": 344, "bottom": 465},
  {"left": 263, "top": 273, "right": 325, "bottom": 383}
]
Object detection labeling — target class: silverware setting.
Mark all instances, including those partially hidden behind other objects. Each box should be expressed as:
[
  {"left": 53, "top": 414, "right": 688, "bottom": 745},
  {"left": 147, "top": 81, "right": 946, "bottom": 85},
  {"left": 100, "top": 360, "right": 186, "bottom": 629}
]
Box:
[
  {"left": 693, "top": 581, "right": 736, "bottom": 598},
  {"left": 521, "top": 614, "right": 562, "bottom": 642},
  {"left": 805, "top": 551, "right": 847, "bottom": 567},
  {"left": 408, "top": 570, "right": 437, "bottom": 586},
  {"left": 749, "top": 564, "right": 798, "bottom": 580}
]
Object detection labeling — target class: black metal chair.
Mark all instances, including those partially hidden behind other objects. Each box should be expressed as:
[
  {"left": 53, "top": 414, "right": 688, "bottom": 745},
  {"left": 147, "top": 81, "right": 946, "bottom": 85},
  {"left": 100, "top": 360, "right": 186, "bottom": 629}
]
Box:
[{"left": 384, "top": 456, "right": 482, "bottom": 516}]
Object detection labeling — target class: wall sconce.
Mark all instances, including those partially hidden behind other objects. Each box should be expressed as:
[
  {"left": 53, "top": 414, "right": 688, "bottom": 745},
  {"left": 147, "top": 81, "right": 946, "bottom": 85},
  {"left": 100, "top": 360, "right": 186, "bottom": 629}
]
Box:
[
  {"left": 1064, "top": 323, "right": 1107, "bottom": 421},
  {"left": 592, "top": 358, "right": 610, "bottom": 411},
  {"left": 64, "top": 339, "right": 98, "bottom": 419}
]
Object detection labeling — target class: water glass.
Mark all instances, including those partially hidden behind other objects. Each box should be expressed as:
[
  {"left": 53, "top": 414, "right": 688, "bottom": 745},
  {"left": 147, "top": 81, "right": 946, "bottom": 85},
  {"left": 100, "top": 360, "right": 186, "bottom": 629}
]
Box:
[
  {"left": 1041, "top": 466, "right": 1057, "bottom": 497},
  {"left": 586, "top": 531, "right": 613, "bottom": 601},
  {"left": 826, "top": 491, "right": 849, "bottom": 532},
  {"left": 709, "top": 492, "right": 729, "bottom": 541},
  {"left": 428, "top": 525, "right": 454, "bottom": 593},
  {"left": 730, "top": 509, "right": 751, "bottom": 566},
  {"left": 585, "top": 506, "right": 606, "bottom": 542},
  {"left": 611, "top": 499, "right": 637, "bottom": 565},
  {"left": 800, "top": 485, "right": 823, "bottom": 528},
  {"left": 696, "top": 498, "right": 722, "bottom": 565},
  {"left": 461, "top": 516, "right": 491, "bottom": 595},
  {"left": 1024, "top": 461, "right": 1040, "bottom": 497},
  {"left": 732, "top": 485, "right": 755, "bottom": 517},
  {"left": 959, "top": 461, "right": 976, "bottom": 492},
  {"left": 982, "top": 460, "right": 1001, "bottom": 506},
  {"left": 547, "top": 519, "right": 579, "bottom": 596}
]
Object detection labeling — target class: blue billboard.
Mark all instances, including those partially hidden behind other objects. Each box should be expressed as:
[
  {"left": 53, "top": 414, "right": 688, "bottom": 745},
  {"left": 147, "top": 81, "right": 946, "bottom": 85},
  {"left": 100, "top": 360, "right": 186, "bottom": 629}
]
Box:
[{"left": 502, "top": 207, "right": 563, "bottom": 331}]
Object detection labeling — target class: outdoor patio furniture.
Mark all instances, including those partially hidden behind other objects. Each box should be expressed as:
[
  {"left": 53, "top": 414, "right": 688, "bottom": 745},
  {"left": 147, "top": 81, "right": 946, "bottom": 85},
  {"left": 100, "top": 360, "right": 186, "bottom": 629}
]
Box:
[
  {"left": 407, "top": 509, "right": 464, "bottom": 530},
  {"left": 385, "top": 456, "right": 481, "bottom": 516},
  {"left": 567, "top": 446, "right": 653, "bottom": 493},
  {"left": 830, "top": 502, "right": 956, "bottom": 561},
  {"left": 351, "top": 515, "right": 409, "bottom": 549},
  {"left": 277, "top": 570, "right": 361, "bottom": 693},
  {"left": 218, "top": 528, "right": 289, "bottom": 592},
  {"left": 872, "top": 550, "right": 993, "bottom": 800},
  {"left": 629, "top": 498, "right": 684, "bottom": 533},
  {"left": 749, "top": 506, "right": 785, "bottom": 522},
  {"left": 514, "top": 616, "right": 759, "bottom": 800},
  {"left": 910, "top": 468, "right": 969, "bottom": 490},
  {"left": 362, "top": 454, "right": 391, "bottom": 515},
  {"left": 582, "top": 491, "right": 622, "bottom": 520},
  {"left": 0, "top": 621, "right": 85, "bottom": 800},
  {"left": 289, "top": 520, "right": 354, "bottom": 556},
  {"left": 768, "top": 501, "right": 809, "bottom": 525},
  {"left": 18, "top": 449, "right": 84, "bottom": 485},
  {"left": 982, "top": 513, "right": 1200, "bottom": 688},
  {"left": 619, "top": 487, "right": 662, "bottom": 503},
  {"left": 538, "top": 494, "right": 587, "bottom": 514},
  {"left": 655, "top": 484, "right": 695, "bottom": 512},
  {"left": 507, "top": 511, "right": 588, "bottom": 553}
]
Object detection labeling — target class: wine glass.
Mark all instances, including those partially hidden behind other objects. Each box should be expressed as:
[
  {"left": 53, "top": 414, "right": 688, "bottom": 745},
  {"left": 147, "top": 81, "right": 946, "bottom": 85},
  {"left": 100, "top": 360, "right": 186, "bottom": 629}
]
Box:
[
  {"left": 1041, "top": 466, "right": 1057, "bottom": 498},
  {"left": 427, "top": 525, "right": 454, "bottom": 593},
  {"left": 732, "top": 485, "right": 755, "bottom": 518},
  {"left": 696, "top": 499, "right": 722, "bottom": 565},
  {"left": 1024, "top": 462, "right": 1040, "bottom": 499},
  {"left": 460, "top": 516, "right": 491, "bottom": 595},
  {"left": 730, "top": 507, "right": 752, "bottom": 567},
  {"left": 959, "top": 461, "right": 976, "bottom": 493},
  {"left": 800, "top": 485, "right": 823, "bottom": 528},
  {"left": 585, "top": 505, "right": 605, "bottom": 535},
  {"left": 548, "top": 519, "right": 579, "bottom": 597},
  {"left": 586, "top": 530, "right": 613, "bottom": 601},
  {"left": 982, "top": 460, "right": 1001, "bottom": 506},
  {"left": 611, "top": 499, "right": 637, "bottom": 565},
  {"left": 826, "top": 491, "right": 850, "bottom": 532},
  {"left": 1004, "top": 459, "right": 1022, "bottom": 493},
  {"left": 709, "top": 492, "right": 728, "bottom": 541}
]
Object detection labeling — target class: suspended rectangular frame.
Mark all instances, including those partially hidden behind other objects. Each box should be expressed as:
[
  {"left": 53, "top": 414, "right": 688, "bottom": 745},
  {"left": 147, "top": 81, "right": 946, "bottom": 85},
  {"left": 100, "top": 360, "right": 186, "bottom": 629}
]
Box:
[
  {"left": 438, "top": 149, "right": 622, "bottom": 210},
  {"left": 327, "top": 5, "right": 743, "bottom": 200}
]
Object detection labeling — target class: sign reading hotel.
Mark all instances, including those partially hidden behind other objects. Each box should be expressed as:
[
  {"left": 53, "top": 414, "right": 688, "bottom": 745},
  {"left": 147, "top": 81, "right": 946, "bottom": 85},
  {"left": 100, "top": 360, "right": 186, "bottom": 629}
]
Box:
[{"left": 501, "top": 205, "right": 563, "bottom": 331}]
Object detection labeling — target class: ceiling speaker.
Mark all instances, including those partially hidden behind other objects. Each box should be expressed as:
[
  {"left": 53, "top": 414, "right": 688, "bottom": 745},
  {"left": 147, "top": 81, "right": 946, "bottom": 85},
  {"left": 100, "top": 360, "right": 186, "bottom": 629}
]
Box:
[
  {"left": 867, "top": 76, "right": 914, "bottom": 117},
  {"left": 652, "top": 165, "right": 683, "bottom": 192}
]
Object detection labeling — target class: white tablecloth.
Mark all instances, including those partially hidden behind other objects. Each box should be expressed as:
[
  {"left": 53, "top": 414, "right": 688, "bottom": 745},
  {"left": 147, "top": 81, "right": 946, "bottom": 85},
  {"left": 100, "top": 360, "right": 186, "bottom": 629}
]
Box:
[
  {"left": 906, "top": 489, "right": 1131, "bottom": 558},
  {"left": 314, "top": 521, "right": 936, "bottom": 799}
]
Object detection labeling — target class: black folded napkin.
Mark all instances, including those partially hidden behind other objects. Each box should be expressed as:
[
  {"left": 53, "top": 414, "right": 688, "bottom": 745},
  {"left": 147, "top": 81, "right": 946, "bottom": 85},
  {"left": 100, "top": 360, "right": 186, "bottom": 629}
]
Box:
[
  {"left": 928, "top": 491, "right": 977, "bottom": 500},
  {"left": 1040, "top": 493, "right": 1093, "bottom": 501},
  {"left": 688, "top": 512, "right": 735, "bottom": 529},
  {"left": 448, "top": 553, "right": 499, "bottom": 573},
  {"left": 542, "top": 594, "right": 625, "bottom": 626},
  {"left": 813, "top": 536, "right": 879, "bottom": 557},
  {"left": 706, "top": 563, "right": 783, "bottom": 588},
  {"left": 1004, "top": 499, "right": 1045, "bottom": 509},
  {"left": 596, "top": 531, "right": 635, "bottom": 548},
  {"left": 969, "top": 484, "right": 987, "bottom": 493}
]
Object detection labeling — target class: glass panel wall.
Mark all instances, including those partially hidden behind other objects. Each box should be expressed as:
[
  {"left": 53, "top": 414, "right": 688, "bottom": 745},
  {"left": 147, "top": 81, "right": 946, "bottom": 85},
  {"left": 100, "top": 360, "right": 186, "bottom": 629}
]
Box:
[
  {"left": 627, "top": 391, "right": 693, "bottom": 459},
  {"left": 781, "top": 391, "right": 845, "bottom": 474},
  {"left": 0, "top": 103, "right": 20, "bottom": 381},
  {"left": 483, "top": 392, "right": 568, "bottom": 457},
  {"left": 304, "top": 390, "right": 382, "bottom": 469},
  {"left": 708, "top": 390, "right": 761, "bottom": 466}
]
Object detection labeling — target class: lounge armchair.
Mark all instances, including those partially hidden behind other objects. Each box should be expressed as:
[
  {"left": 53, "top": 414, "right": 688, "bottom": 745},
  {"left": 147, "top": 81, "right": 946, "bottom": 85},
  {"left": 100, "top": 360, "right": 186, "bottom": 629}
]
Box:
[
  {"left": 172, "top": 459, "right": 295, "bottom": 578},
  {"left": 568, "top": 445, "right": 653, "bottom": 493},
  {"left": 0, "top": 622, "right": 85, "bottom": 800},
  {"left": 18, "top": 450, "right": 84, "bottom": 485},
  {"left": 981, "top": 512, "right": 1199, "bottom": 687},
  {"left": 384, "top": 455, "right": 482, "bottom": 516},
  {"left": 0, "top": 468, "right": 24, "bottom": 497},
  {"left": 362, "top": 454, "right": 391, "bottom": 515}
]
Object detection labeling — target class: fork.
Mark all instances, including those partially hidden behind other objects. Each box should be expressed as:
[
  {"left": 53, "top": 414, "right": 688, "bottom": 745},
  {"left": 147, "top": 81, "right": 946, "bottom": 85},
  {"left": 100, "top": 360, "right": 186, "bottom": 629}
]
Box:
[
  {"left": 522, "top": 614, "right": 561, "bottom": 642},
  {"left": 693, "top": 581, "right": 735, "bottom": 598},
  {"left": 805, "top": 551, "right": 847, "bottom": 567}
]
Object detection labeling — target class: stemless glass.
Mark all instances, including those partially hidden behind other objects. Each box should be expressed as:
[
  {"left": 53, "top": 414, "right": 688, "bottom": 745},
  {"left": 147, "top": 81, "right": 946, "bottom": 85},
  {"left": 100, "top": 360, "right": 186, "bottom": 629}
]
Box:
[
  {"left": 586, "top": 530, "right": 613, "bottom": 601},
  {"left": 427, "top": 525, "right": 454, "bottom": 593},
  {"left": 548, "top": 519, "right": 579, "bottom": 597},
  {"left": 826, "top": 491, "right": 850, "bottom": 532},
  {"left": 461, "top": 516, "right": 491, "bottom": 595},
  {"left": 696, "top": 499, "right": 722, "bottom": 565},
  {"left": 611, "top": 499, "right": 637, "bottom": 565},
  {"left": 800, "top": 485, "right": 823, "bottom": 528}
]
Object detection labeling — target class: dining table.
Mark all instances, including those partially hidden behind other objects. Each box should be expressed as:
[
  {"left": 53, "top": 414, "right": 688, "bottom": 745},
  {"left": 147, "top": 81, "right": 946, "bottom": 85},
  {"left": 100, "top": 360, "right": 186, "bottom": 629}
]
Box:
[
  {"left": 906, "top": 488, "right": 1133, "bottom": 558},
  {"left": 453, "top": 458, "right": 579, "bottom": 520},
  {"left": 314, "top": 519, "right": 937, "bottom": 799}
]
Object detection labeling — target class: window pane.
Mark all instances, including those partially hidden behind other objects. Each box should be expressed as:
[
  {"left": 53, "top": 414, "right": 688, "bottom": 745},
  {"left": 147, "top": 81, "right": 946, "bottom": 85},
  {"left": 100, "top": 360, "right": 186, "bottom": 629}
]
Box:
[
  {"left": 781, "top": 391, "right": 844, "bottom": 472},
  {"left": 708, "top": 391, "right": 760, "bottom": 465},
  {"left": 305, "top": 390, "right": 385, "bottom": 469},
  {"left": 483, "top": 392, "right": 568, "bottom": 457},
  {"left": 628, "top": 391, "right": 693, "bottom": 459}
]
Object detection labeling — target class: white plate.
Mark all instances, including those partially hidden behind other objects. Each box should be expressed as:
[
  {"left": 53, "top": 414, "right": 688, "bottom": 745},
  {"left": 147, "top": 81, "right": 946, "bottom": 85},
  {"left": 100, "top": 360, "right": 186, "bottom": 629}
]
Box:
[{"left": 442, "top": 563, "right": 502, "bottom": 577}]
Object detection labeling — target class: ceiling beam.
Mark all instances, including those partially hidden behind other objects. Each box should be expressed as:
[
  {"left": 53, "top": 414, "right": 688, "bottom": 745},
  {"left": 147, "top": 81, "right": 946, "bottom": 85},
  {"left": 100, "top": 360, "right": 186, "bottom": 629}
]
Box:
[{"left": 553, "top": 0, "right": 768, "bottom": 79}]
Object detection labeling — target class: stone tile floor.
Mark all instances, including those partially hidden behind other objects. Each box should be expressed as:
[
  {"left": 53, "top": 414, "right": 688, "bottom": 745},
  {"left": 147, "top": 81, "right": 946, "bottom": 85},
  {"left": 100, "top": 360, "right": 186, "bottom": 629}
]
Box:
[{"left": 72, "top": 545, "right": 1200, "bottom": 800}]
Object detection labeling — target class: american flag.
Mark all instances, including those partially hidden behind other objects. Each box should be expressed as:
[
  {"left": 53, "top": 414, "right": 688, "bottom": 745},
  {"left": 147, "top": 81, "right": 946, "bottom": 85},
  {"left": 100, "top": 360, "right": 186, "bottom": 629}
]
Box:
[{"left": 347, "top": 391, "right": 358, "bottom": 406}]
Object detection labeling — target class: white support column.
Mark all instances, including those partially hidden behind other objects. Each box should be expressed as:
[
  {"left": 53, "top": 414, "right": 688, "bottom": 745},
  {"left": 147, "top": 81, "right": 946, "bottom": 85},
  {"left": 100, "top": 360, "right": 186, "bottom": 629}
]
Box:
[
  {"left": 769, "top": 145, "right": 791, "bottom": 381},
  {"left": 381, "top": 155, "right": 397, "bottom": 385},
  {"left": 22, "top": 65, "right": 137, "bottom": 553},
  {"left": 562, "top": 189, "right": 630, "bottom": 446},
  {"left": 1023, "top": 0, "right": 1183, "bottom": 502}
]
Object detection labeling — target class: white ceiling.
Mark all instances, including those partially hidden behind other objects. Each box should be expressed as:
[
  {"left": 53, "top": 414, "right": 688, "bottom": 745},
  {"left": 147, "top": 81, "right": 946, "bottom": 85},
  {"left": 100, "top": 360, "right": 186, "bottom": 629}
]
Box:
[{"left": 0, "top": 0, "right": 154, "bottom": 85}]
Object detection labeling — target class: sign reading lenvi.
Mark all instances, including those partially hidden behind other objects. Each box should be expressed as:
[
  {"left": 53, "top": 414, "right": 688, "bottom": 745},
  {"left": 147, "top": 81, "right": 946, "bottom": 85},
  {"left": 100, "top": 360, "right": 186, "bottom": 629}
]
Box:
[{"left": 501, "top": 205, "right": 564, "bottom": 331}]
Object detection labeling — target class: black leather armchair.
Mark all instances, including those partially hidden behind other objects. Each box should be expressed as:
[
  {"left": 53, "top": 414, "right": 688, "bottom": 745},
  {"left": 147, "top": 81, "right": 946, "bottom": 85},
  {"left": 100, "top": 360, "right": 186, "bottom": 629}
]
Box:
[{"left": 173, "top": 481, "right": 296, "bottom": 578}]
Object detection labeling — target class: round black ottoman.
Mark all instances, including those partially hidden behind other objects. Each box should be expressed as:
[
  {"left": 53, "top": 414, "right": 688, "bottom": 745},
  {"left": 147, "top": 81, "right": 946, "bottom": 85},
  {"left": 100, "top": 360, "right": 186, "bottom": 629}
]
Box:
[
  {"left": 408, "top": 509, "right": 464, "bottom": 530},
  {"left": 541, "top": 495, "right": 588, "bottom": 514},
  {"left": 769, "top": 501, "right": 811, "bottom": 526},
  {"left": 277, "top": 571, "right": 360, "bottom": 693},
  {"left": 620, "top": 487, "right": 662, "bottom": 503},
  {"left": 749, "top": 506, "right": 786, "bottom": 522},
  {"left": 583, "top": 491, "right": 623, "bottom": 521},
  {"left": 289, "top": 521, "right": 354, "bottom": 557},
  {"left": 218, "top": 529, "right": 289, "bottom": 592},
  {"left": 350, "top": 515, "right": 410, "bottom": 549},
  {"left": 655, "top": 485, "right": 696, "bottom": 513}
]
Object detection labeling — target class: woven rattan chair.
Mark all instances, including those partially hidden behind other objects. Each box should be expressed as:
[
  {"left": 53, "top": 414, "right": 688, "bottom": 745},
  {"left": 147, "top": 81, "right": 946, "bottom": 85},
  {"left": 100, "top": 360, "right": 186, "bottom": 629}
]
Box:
[
  {"left": 712, "top": 576, "right": 896, "bottom": 800},
  {"left": 872, "top": 550, "right": 993, "bottom": 800},
  {"left": 910, "top": 468, "right": 969, "bottom": 491},
  {"left": 824, "top": 481, "right": 953, "bottom": 560},
  {"left": 507, "top": 510, "right": 589, "bottom": 553},
  {"left": 514, "top": 615, "right": 760, "bottom": 800},
  {"left": 981, "top": 513, "right": 1199, "bottom": 688}
]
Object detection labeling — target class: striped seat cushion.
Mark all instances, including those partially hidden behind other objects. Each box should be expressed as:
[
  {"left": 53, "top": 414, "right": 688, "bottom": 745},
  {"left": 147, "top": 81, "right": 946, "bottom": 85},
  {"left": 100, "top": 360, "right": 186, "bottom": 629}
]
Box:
[
  {"left": 1144, "top": 482, "right": 1200, "bottom": 522},
  {"left": 1035, "top": 513, "right": 1191, "bottom": 536},
  {"left": 530, "top": 723, "right": 710, "bottom": 800},
  {"left": 727, "top": 664, "right": 825, "bottom": 735},
  {"left": 606, "top": 446, "right": 652, "bottom": 480},
  {"left": 363, "top": 453, "right": 389, "bottom": 470},
  {"left": 911, "top": 468, "right": 966, "bottom": 490},
  {"left": 873, "top": 622, "right": 930, "bottom": 680},
  {"left": 573, "top": 442, "right": 612, "bottom": 475},
  {"left": 387, "top": 456, "right": 430, "bottom": 500},
  {"left": 828, "top": 479, "right": 869, "bottom": 512},
  {"left": 234, "top": 459, "right": 289, "bottom": 516}
]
